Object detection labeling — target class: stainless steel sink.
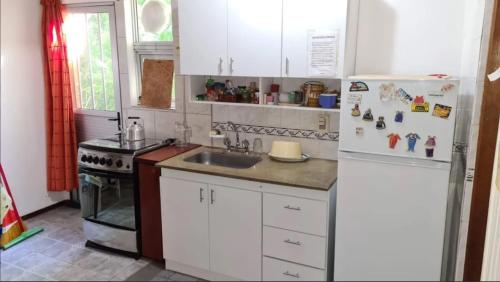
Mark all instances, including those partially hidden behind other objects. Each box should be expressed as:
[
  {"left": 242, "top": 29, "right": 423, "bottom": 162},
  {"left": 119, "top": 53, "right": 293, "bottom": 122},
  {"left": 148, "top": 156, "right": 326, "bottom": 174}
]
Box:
[{"left": 183, "top": 151, "right": 262, "bottom": 169}]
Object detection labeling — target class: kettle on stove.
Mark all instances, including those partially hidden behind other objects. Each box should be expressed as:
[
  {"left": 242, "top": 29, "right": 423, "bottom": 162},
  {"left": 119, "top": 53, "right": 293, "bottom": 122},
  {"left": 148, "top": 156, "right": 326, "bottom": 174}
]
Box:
[{"left": 125, "top": 117, "right": 146, "bottom": 142}]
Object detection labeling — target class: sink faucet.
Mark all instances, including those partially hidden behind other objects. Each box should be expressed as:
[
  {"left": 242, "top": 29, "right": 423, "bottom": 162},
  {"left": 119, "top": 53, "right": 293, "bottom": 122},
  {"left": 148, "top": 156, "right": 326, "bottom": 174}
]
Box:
[{"left": 224, "top": 121, "right": 250, "bottom": 153}]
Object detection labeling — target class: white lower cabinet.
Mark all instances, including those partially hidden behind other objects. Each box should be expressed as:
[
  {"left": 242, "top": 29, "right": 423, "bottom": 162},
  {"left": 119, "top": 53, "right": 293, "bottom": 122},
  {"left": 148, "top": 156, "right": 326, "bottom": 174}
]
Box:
[
  {"left": 209, "top": 185, "right": 262, "bottom": 281},
  {"left": 160, "top": 169, "right": 334, "bottom": 281},
  {"left": 263, "top": 257, "right": 325, "bottom": 281}
]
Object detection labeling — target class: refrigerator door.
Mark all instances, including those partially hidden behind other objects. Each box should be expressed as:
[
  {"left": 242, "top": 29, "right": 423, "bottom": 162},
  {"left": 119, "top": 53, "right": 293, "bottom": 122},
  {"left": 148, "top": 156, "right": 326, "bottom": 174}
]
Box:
[
  {"left": 335, "top": 152, "right": 450, "bottom": 281},
  {"left": 339, "top": 78, "right": 459, "bottom": 162}
]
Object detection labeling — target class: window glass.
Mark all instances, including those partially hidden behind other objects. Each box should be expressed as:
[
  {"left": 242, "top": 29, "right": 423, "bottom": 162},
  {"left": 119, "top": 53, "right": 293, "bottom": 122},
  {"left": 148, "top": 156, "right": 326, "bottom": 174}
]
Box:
[
  {"left": 66, "top": 12, "right": 117, "bottom": 111},
  {"left": 136, "top": 0, "right": 173, "bottom": 42}
]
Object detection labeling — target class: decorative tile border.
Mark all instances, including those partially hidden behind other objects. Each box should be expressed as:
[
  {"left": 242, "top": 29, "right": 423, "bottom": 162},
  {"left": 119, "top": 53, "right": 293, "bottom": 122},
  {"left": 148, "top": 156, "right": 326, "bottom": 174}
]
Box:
[{"left": 212, "top": 122, "right": 340, "bottom": 141}]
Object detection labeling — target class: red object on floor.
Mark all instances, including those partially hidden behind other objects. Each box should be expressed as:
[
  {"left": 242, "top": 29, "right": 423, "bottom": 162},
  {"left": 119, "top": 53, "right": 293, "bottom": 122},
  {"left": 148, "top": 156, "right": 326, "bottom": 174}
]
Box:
[
  {"left": 41, "top": 0, "right": 79, "bottom": 192},
  {"left": 135, "top": 144, "right": 200, "bottom": 261}
]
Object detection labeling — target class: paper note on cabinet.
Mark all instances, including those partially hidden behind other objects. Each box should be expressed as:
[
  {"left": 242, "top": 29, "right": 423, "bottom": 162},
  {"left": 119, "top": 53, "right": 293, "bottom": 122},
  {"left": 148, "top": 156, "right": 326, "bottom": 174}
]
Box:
[{"left": 308, "top": 29, "right": 339, "bottom": 77}]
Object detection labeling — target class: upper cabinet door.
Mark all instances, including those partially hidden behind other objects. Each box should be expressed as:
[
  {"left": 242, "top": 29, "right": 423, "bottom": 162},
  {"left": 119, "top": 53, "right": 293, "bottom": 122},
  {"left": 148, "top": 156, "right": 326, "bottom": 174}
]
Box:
[
  {"left": 227, "top": 0, "right": 282, "bottom": 77},
  {"left": 282, "top": 0, "right": 349, "bottom": 78},
  {"left": 178, "top": 0, "right": 228, "bottom": 76},
  {"left": 209, "top": 185, "right": 262, "bottom": 281}
]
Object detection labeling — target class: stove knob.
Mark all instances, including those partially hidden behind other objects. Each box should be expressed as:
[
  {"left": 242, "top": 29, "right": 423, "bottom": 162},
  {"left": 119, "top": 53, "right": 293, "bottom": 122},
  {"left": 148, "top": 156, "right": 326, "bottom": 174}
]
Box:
[
  {"left": 87, "top": 157, "right": 93, "bottom": 163},
  {"left": 93, "top": 156, "right": 99, "bottom": 164},
  {"left": 81, "top": 155, "right": 87, "bottom": 162},
  {"left": 106, "top": 159, "right": 113, "bottom": 167},
  {"left": 99, "top": 158, "right": 106, "bottom": 165},
  {"left": 116, "top": 160, "right": 123, "bottom": 168}
]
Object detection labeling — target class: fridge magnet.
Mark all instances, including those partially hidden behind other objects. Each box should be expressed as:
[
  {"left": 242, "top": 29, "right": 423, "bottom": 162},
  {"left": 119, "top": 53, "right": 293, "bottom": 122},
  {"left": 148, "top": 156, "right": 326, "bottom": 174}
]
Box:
[
  {"left": 411, "top": 96, "right": 430, "bottom": 112},
  {"left": 362, "top": 109, "right": 374, "bottom": 121},
  {"left": 432, "top": 104, "right": 452, "bottom": 119},
  {"left": 347, "top": 93, "right": 362, "bottom": 104},
  {"left": 387, "top": 133, "right": 401, "bottom": 149},
  {"left": 441, "top": 83, "right": 456, "bottom": 93},
  {"left": 351, "top": 104, "right": 361, "bottom": 117},
  {"left": 397, "top": 88, "right": 413, "bottom": 104},
  {"left": 425, "top": 136, "right": 437, "bottom": 158},
  {"left": 379, "top": 83, "right": 397, "bottom": 102},
  {"left": 349, "top": 81, "right": 369, "bottom": 92},
  {"left": 405, "top": 133, "right": 421, "bottom": 152},
  {"left": 376, "top": 116, "right": 386, "bottom": 130},
  {"left": 356, "top": 127, "right": 364, "bottom": 136},
  {"left": 394, "top": 111, "right": 404, "bottom": 123}
]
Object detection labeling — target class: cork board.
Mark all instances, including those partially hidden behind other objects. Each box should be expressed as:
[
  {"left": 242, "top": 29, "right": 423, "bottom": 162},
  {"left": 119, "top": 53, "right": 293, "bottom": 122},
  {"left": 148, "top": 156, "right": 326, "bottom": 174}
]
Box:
[{"left": 140, "top": 59, "right": 174, "bottom": 109}]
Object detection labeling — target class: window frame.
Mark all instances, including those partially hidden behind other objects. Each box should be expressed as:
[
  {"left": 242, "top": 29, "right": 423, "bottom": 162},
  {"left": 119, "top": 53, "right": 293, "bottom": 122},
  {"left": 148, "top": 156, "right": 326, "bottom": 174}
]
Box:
[
  {"left": 66, "top": 4, "right": 122, "bottom": 118},
  {"left": 131, "top": 0, "right": 177, "bottom": 110}
]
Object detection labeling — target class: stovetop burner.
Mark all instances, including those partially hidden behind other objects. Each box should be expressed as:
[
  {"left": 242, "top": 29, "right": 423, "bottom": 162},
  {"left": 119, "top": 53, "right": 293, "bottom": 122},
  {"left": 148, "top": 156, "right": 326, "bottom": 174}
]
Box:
[{"left": 79, "top": 138, "right": 171, "bottom": 155}]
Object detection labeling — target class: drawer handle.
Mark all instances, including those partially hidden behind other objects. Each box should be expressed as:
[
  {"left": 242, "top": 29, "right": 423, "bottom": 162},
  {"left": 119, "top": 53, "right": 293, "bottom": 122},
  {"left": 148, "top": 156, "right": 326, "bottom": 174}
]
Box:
[
  {"left": 283, "top": 271, "right": 300, "bottom": 279},
  {"left": 284, "top": 205, "right": 301, "bottom": 211},
  {"left": 284, "top": 239, "right": 302, "bottom": 246}
]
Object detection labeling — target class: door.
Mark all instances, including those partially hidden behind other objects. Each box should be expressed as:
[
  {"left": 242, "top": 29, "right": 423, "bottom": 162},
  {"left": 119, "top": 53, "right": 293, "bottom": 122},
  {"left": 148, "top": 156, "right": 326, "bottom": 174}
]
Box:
[
  {"left": 160, "top": 177, "right": 210, "bottom": 271},
  {"left": 178, "top": 0, "right": 228, "bottom": 75},
  {"left": 227, "top": 0, "right": 282, "bottom": 77},
  {"left": 335, "top": 152, "right": 451, "bottom": 281},
  {"left": 282, "top": 0, "right": 348, "bottom": 78},
  {"left": 209, "top": 185, "right": 262, "bottom": 280}
]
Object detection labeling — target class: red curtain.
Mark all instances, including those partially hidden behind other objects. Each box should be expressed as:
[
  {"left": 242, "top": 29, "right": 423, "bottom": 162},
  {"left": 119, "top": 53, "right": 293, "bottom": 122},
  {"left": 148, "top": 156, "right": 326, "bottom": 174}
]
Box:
[{"left": 41, "top": 0, "right": 78, "bottom": 191}]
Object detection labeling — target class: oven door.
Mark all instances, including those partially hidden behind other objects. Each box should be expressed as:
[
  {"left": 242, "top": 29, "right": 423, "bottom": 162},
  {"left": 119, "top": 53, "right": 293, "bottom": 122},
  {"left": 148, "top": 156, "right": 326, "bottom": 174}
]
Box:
[{"left": 79, "top": 168, "right": 137, "bottom": 231}]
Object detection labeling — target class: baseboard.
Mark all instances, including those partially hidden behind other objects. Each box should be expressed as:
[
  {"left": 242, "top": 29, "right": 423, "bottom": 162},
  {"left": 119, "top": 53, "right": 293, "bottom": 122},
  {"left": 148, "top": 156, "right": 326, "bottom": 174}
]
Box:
[
  {"left": 164, "top": 260, "right": 239, "bottom": 281},
  {"left": 21, "top": 200, "right": 75, "bottom": 220}
]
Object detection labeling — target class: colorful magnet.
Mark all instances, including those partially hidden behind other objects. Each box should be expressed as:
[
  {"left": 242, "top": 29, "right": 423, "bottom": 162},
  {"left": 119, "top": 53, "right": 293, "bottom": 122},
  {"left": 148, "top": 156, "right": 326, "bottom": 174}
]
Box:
[
  {"left": 405, "top": 133, "right": 421, "bottom": 152},
  {"left": 351, "top": 104, "right": 361, "bottom": 117},
  {"left": 347, "top": 93, "right": 362, "bottom": 104},
  {"left": 379, "top": 83, "right": 397, "bottom": 102},
  {"left": 376, "top": 116, "right": 386, "bottom": 130},
  {"left": 387, "top": 133, "right": 401, "bottom": 149},
  {"left": 441, "top": 83, "right": 455, "bottom": 93},
  {"left": 362, "top": 108, "right": 374, "bottom": 121},
  {"left": 432, "top": 104, "right": 452, "bottom": 119},
  {"left": 356, "top": 127, "right": 364, "bottom": 136},
  {"left": 349, "top": 81, "right": 369, "bottom": 92},
  {"left": 425, "top": 136, "right": 437, "bottom": 158},
  {"left": 397, "top": 88, "right": 413, "bottom": 104},
  {"left": 395, "top": 111, "right": 404, "bottom": 123},
  {"left": 411, "top": 96, "right": 430, "bottom": 112}
]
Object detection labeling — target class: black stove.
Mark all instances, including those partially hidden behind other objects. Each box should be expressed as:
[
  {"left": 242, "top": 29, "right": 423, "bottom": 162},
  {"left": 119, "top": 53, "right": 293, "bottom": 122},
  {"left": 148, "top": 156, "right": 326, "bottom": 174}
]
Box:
[{"left": 77, "top": 137, "right": 174, "bottom": 258}]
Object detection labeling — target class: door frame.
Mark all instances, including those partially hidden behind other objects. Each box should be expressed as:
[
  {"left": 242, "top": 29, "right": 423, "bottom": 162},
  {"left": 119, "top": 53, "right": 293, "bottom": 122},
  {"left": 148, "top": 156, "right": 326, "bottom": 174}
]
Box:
[{"left": 463, "top": 0, "right": 500, "bottom": 280}]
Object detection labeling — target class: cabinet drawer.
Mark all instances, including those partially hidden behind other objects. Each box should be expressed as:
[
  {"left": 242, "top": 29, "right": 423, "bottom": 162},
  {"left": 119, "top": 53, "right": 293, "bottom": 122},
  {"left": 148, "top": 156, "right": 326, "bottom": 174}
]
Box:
[
  {"left": 264, "top": 193, "right": 327, "bottom": 236},
  {"left": 263, "top": 256, "right": 325, "bottom": 281},
  {"left": 263, "top": 226, "right": 326, "bottom": 269}
]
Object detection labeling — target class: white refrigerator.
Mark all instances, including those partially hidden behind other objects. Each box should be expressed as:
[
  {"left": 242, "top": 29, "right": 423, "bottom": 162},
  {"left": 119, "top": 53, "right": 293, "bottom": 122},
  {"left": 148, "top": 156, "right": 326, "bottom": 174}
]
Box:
[{"left": 335, "top": 75, "right": 459, "bottom": 281}]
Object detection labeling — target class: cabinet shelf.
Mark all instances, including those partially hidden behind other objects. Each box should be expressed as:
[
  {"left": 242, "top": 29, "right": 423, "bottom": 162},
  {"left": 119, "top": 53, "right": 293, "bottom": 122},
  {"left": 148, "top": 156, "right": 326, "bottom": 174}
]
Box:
[{"left": 191, "top": 100, "right": 341, "bottom": 112}]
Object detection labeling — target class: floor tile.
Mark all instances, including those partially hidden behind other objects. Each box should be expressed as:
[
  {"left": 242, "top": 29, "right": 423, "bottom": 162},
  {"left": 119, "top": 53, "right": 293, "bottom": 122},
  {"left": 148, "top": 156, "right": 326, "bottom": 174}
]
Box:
[
  {"left": 0, "top": 263, "right": 25, "bottom": 281},
  {"left": 12, "top": 253, "right": 49, "bottom": 271},
  {"left": 168, "top": 273, "right": 201, "bottom": 281},
  {"left": 13, "top": 271, "right": 47, "bottom": 281}
]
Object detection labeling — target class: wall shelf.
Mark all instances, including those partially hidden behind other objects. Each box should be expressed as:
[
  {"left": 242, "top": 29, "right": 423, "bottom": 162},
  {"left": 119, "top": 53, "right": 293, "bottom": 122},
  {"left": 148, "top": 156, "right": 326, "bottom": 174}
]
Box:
[{"left": 191, "top": 100, "right": 341, "bottom": 113}]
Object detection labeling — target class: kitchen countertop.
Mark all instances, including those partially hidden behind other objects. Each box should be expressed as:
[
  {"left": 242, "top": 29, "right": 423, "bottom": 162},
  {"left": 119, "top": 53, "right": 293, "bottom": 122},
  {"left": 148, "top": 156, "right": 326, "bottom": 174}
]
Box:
[
  {"left": 156, "top": 146, "right": 338, "bottom": 191},
  {"left": 135, "top": 144, "right": 201, "bottom": 165}
]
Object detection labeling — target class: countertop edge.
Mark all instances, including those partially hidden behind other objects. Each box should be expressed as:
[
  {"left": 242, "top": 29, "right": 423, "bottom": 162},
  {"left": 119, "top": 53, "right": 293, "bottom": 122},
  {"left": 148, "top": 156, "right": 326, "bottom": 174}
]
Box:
[{"left": 157, "top": 164, "right": 336, "bottom": 191}]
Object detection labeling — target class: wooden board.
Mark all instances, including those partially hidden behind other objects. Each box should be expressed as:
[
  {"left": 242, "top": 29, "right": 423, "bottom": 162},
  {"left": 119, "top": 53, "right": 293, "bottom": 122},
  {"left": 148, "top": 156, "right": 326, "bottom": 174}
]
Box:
[
  {"left": 140, "top": 59, "right": 174, "bottom": 109},
  {"left": 464, "top": 0, "right": 500, "bottom": 280}
]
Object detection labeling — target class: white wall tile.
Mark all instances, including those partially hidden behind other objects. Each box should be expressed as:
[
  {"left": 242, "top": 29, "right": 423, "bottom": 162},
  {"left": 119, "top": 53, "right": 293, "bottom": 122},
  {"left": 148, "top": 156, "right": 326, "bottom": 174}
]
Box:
[
  {"left": 155, "top": 111, "right": 182, "bottom": 139},
  {"left": 117, "top": 37, "right": 129, "bottom": 74},
  {"left": 280, "top": 109, "right": 302, "bottom": 129},
  {"left": 319, "top": 141, "right": 339, "bottom": 160},
  {"left": 186, "top": 113, "right": 211, "bottom": 146},
  {"left": 114, "top": 1, "right": 126, "bottom": 38}
]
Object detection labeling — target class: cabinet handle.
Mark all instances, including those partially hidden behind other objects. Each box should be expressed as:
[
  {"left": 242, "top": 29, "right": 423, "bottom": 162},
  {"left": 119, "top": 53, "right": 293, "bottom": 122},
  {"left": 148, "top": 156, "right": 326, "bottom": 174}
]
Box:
[
  {"left": 218, "top": 57, "right": 223, "bottom": 75},
  {"left": 284, "top": 239, "right": 302, "bottom": 246},
  {"left": 283, "top": 271, "right": 300, "bottom": 278},
  {"left": 286, "top": 57, "right": 290, "bottom": 76},
  {"left": 200, "top": 188, "right": 204, "bottom": 203},
  {"left": 230, "top": 57, "right": 234, "bottom": 74},
  {"left": 211, "top": 189, "right": 215, "bottom": 204},
  {"left": 284, "top": 205, "right": 301, "bottom": 211}
]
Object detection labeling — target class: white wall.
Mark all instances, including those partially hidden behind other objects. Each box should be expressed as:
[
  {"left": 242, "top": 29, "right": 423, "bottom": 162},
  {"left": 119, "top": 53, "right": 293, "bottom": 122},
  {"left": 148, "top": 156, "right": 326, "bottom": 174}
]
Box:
[
  {"left": 355, "top": 0, "right": 466, "bottom": 76},
  {"left": 0, "top": 0, "right": 68, "bottom": 216}
]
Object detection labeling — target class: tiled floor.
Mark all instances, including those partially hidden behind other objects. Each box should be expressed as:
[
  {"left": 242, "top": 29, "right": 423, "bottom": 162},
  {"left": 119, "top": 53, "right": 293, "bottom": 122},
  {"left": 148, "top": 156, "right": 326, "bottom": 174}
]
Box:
[{"left": 0, "top": 206, "right": 201, "bottom": 281}]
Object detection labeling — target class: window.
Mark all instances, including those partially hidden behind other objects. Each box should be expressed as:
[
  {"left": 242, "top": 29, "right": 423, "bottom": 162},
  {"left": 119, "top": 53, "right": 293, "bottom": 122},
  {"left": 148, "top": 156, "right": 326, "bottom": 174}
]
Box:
[
  {"left": 132, "top": 0, "right": 176, "bottom": 109},
  {"left": 65, "top": 5, "right": 121, "bottom": 115}
]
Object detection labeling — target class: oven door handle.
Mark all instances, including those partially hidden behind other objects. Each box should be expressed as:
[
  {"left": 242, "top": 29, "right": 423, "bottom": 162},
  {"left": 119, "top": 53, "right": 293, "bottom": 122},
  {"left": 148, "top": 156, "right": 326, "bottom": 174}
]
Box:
[{"left": 79, "top": 167, "right": 134, "bottom": 179}]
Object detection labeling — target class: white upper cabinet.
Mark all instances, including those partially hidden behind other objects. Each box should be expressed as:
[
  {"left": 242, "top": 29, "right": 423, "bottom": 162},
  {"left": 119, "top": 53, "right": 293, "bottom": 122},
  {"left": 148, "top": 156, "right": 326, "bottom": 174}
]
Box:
[
  {"left": 178, "top": 0, "right": 228, "bottom": 75},
  {"left": 282, "top": 0, "right": 349, "bottom": 78},
  {"left": 227, "top": 0, "right": 283, "bottom": 77}
]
